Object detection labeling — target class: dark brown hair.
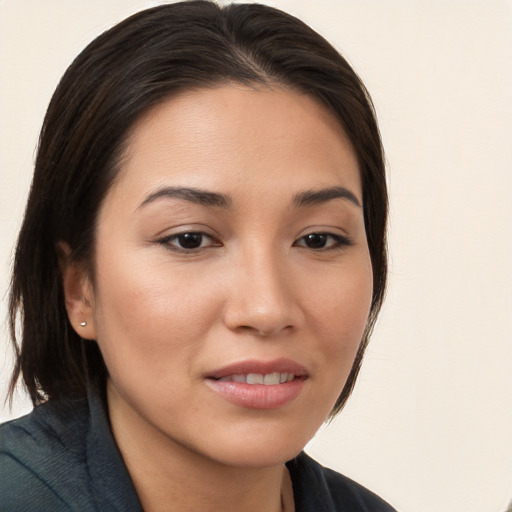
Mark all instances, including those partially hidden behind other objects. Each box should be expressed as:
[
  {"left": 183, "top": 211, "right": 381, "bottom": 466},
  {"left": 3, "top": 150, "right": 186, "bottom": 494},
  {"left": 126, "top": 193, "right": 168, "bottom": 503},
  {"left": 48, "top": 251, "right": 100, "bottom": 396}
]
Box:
[{"left": 8, "top": 1, "right": 387, "bottom": 416}]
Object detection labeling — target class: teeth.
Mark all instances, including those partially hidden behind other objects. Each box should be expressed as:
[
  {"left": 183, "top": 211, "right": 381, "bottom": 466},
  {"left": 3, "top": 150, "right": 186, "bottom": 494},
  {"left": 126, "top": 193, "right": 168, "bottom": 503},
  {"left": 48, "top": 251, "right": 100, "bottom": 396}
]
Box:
[
  {"left": 263, "top": 372, "right": 280, "bottom": 385},
  {"left": 218, "top": 372, "right": 295, "bottom": 385},
  {"left": 246, "top": 373, "right": 263, "bottom": 384}
]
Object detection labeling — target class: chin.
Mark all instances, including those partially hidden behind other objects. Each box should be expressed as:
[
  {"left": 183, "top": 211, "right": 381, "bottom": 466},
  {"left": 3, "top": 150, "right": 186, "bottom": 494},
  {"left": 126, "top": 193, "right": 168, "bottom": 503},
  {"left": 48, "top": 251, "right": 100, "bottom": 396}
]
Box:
[
  {"left": 193, "top": 420, "right": 319, "bottom": 469},
  {"left": 209, "top": 442, "right": 304, "bottom": 470}
]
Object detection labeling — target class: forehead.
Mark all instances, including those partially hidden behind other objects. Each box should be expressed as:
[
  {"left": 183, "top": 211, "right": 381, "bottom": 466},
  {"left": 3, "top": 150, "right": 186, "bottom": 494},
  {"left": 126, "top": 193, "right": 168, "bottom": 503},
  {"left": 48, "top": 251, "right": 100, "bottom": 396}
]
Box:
[{"left": 110, "top": 85, "right": 361, "bottom": 205}]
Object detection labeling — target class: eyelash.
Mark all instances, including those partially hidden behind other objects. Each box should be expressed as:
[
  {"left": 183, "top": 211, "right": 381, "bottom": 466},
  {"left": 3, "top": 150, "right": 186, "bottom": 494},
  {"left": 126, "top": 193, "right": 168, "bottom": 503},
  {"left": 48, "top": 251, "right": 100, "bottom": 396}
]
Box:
[
  {"left": 157, "top": 231, "right": 352, "bottom": 253},
  {"left": 157, "top": 232, "right": 220, "bottom": 252},
  {"left": 293, "top": 232, "right": 352, "bottom": 251}
]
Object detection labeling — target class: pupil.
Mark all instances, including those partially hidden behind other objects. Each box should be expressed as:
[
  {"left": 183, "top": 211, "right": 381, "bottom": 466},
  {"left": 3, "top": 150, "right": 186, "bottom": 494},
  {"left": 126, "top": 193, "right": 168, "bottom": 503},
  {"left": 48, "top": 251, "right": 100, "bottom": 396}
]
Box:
[
  {"left": 305, "top": 233, "right": 327, "bottom": 248},
  {"left": 178, "top": 233, "right": 202, "bottom": 249}
]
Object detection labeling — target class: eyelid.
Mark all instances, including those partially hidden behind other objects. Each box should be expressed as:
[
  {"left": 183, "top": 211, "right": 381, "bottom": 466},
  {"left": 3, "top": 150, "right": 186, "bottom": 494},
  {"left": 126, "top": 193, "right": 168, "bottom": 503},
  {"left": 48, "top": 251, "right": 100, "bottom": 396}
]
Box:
[
  {"left": 293, "top": 231, "right": 352, "bottom": 250},
  {"left": 157, "top": 230, "right": 222, "bottom": 252}
]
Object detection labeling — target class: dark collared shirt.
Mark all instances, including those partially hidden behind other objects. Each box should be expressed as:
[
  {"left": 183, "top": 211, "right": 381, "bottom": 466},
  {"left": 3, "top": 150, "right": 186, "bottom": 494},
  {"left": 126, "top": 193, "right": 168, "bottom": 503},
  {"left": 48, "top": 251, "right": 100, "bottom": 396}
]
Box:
[{"left": 0, "top": 382, "right": 396, "bottom": 511}]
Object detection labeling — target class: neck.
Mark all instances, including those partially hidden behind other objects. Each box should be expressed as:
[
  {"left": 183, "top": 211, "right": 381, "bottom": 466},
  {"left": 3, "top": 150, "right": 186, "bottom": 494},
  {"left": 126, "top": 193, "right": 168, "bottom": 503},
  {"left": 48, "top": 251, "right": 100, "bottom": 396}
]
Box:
[{"left": 107, "top": 383, "right": 291, "bottom": 512}]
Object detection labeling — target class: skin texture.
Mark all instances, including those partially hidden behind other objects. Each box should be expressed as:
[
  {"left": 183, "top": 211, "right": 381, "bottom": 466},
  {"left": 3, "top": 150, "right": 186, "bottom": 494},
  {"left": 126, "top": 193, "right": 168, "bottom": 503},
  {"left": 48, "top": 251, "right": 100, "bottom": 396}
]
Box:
[{"left": 62, "top": 85, "right": 373, "bottom": 512}]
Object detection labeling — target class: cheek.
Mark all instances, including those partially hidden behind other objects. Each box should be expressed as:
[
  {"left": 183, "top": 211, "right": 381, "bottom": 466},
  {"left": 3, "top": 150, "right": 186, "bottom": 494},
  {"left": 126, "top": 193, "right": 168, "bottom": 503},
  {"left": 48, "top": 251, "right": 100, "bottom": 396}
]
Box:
[
  {"left": 309, "top": 258, "right": 373, "bottom": 364},
  {"left": 90, "top": 255, "right": 222, "bottom": 374}
]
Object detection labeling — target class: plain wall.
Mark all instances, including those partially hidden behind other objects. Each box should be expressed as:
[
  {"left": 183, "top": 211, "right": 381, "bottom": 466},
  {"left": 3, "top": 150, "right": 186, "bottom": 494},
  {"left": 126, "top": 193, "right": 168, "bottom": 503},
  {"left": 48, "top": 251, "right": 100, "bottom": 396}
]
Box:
[{"left": 1, "top": 1, "right": 511, "bottom": 511}]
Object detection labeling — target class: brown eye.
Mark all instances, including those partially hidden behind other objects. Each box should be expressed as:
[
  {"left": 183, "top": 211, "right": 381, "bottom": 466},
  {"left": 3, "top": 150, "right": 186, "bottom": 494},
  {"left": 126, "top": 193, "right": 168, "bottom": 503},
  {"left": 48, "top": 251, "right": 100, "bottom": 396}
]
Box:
[
  {"left": 158, "top": 232, "right": 220, "bottom": 251},
  {"left": 303, "top": 233, "right": 328, "bottom": 249},
  {"left": 176, "top": 233, "right": 204, "bottom": 249},
  {"left": 294, "top": 233, "right": 351, "bottom": 250}
]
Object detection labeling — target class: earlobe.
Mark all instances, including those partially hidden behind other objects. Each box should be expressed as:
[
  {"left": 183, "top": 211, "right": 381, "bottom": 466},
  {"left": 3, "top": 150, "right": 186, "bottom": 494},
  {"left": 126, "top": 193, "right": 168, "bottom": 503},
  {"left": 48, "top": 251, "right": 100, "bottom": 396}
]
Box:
[{"left": 57, "top": 242, "right": 97, "bottom": 340}]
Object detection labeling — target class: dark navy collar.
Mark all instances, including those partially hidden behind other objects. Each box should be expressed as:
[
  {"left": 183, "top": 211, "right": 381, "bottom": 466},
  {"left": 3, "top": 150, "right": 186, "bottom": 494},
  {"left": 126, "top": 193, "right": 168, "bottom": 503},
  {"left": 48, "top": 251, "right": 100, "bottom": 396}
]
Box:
[{"left": 85, "top": 380, "right": 143, "bottom": 511}]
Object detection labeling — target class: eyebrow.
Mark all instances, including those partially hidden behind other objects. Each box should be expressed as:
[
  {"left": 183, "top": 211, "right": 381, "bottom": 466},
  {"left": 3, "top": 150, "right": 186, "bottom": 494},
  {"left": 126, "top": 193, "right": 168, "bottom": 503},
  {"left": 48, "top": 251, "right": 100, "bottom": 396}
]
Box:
[
  {"left": 138, "top": 186, "right": 232, "bottom": 210},
  {"left": 138, "top": 184, "right": 360, "bottom": 211},
  {"left": 293, "top": 186, "right": 361, "bottom": 208}
]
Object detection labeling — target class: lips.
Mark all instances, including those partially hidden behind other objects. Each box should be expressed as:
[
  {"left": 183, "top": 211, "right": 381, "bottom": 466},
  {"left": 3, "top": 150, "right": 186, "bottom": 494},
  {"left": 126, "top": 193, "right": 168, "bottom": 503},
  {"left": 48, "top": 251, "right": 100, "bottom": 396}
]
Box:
[
  {"left": 217, "top": 372, "right": 295, "bottom": 384},
  {"left": 207, "top": 358, "right": 307, "bottom": 380},
  {"left": 205, "top": 359, "right": 308, "bottom": 409}
]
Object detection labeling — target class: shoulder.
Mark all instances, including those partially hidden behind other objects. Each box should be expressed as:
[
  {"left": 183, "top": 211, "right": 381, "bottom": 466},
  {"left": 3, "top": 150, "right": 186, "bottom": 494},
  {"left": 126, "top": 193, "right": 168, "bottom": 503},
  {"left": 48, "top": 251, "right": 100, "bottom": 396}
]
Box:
[
  {"left": 0, "top": 385, "right": 142, "bottom": 511},
  {"left": 287, "top": 452, "right": 397, "bottom": 512},
  {"left": 0, "top": 398, "right": 96, "bottom": 511}
]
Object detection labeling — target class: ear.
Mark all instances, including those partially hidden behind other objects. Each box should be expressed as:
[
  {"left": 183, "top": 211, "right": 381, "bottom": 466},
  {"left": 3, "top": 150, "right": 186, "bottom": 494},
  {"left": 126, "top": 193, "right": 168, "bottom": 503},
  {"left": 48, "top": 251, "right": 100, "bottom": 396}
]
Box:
[{"left": 57, "top": 242, "right": 97, "bottom": 340}]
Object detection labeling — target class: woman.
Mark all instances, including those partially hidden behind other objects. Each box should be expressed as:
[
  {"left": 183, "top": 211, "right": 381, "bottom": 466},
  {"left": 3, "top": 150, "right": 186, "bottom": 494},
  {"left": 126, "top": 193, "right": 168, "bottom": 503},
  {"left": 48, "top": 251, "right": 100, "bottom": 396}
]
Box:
[{"left": 0, "top": 2, "right": 393, "bottom": 511}]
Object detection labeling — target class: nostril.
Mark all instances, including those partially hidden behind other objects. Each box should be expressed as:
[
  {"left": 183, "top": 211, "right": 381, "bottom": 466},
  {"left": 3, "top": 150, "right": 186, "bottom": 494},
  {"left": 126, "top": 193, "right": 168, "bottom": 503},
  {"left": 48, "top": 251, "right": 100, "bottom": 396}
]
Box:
[
  {"left": 238, "top": 325, "right": 271, "bottom": 337},
  {"left": 238, "top": 324, "right": 294, "bottom": 338},
  {"left": 222, "top": 284, "right": 304, "bottom": 336}
]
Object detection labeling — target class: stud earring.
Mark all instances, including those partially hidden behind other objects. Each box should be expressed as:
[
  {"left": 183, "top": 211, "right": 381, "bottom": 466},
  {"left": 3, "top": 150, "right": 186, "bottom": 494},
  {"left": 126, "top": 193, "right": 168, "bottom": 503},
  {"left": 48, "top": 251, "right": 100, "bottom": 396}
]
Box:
[{"left": 80, "top": 321, "right": 87, "bottom": 327}]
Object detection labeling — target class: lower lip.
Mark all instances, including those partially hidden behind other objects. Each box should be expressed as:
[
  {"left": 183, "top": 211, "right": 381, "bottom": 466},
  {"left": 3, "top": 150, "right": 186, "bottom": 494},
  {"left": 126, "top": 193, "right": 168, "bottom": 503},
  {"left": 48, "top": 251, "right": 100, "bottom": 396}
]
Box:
[{"left": 205, "top": 378, "right": 305, "bottom": 409}]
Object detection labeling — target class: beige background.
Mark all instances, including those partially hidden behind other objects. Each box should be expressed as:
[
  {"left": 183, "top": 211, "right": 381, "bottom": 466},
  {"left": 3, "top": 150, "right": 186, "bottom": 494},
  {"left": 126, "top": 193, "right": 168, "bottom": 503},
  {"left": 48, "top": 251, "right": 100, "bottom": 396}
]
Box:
[{"left": 1, "top": 1, "right": 511, "bottom": 510}]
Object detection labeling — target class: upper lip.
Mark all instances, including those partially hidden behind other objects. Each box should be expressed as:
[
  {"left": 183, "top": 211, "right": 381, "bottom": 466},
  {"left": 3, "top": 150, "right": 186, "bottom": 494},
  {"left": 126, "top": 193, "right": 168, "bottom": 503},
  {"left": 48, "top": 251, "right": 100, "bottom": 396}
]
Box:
[{"left": 206, "top": 358, "right": 308, "bottom": 380}]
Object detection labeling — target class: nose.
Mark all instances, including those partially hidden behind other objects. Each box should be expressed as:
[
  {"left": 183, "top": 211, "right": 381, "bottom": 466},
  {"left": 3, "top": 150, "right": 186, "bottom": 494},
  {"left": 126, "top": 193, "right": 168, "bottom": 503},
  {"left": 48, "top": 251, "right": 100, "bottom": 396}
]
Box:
[{"left": 222, "top": 247, "right": 304, "bottom": 338}]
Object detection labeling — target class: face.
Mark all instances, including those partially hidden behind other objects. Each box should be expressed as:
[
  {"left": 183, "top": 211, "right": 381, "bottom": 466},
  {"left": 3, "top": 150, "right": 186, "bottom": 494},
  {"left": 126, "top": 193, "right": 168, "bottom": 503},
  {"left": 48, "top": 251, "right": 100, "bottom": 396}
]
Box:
[{"left": 74, "top": 85, "right": 373, "bottom": 469}]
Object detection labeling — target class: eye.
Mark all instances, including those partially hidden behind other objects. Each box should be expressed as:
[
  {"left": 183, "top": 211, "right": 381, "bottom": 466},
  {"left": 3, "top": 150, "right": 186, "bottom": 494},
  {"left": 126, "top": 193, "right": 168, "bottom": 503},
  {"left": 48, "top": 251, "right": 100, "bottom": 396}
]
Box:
[
  {"left": 294, "top": 232, "right": 351, "bottom": 250},
  {"left": 158, "top": 232, "right": 220, "bottom": 251}
]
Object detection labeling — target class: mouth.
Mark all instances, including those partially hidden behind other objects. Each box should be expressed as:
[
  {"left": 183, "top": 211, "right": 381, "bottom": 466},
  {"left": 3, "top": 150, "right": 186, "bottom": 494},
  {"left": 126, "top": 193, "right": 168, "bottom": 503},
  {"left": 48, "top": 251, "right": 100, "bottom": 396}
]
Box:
[
  {"left": 214, "top": 372, "right": 297, "bottom": 385},
  {"left": 205, "top": 359, "right": 308, "bottom": 409}
]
